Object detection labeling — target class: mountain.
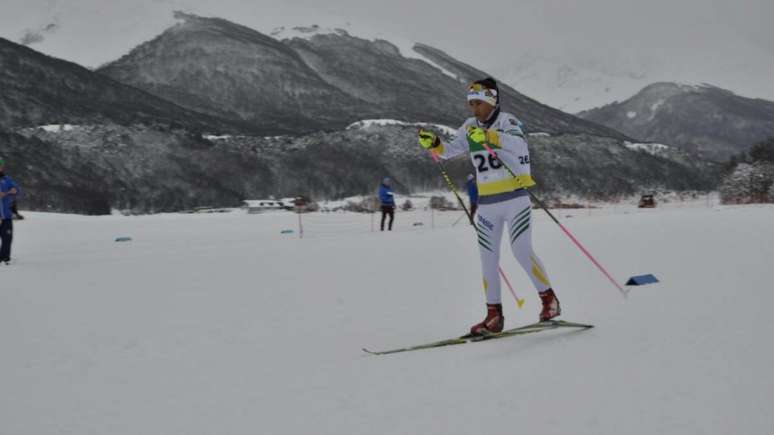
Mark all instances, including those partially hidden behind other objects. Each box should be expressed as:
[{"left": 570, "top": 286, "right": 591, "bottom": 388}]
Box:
[
  {"left": 0, "top": 130, "right": 112, "bottom": 214},
  {"left": 489, "top": 36, "right": 774, "bottom": 115},
  {"left": 577, "top": 83, "right": 774, "bottom": 161},
  {"left": 279, "top": 29, "right": 463, "bottom": 127},
  {"left": 10, "top": 122, "right": 472, "bottom": 214},
  {"left": 527, "top": 134, "right": 714, "bottom": 197},
  {"left": 97, "top": 14, "right": 372, "bottom": 135},
  {"left": 0, "top": 37, "right": 253, "bottom": 134},
  {"left": 12, "top": 121, "right": 712, "bottom": 214},
  {"left": 1, "top": 18, "right": 713, "bottom": 215},
  {"left": 97, "top": 12, "right": 629, "bottom": 139}
]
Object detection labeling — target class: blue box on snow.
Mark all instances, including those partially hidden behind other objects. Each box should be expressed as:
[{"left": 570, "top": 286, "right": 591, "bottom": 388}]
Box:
[{"left": 625, "top": 274, "right": 659, "bottom": 286}]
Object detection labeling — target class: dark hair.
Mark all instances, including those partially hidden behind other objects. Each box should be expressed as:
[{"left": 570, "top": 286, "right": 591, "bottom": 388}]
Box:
[
  {"left": 473, "top": 77, "right": 498, "bottom": 91},
  {"left": 472, "top": 77, "right": 499, "bottom": 105}
]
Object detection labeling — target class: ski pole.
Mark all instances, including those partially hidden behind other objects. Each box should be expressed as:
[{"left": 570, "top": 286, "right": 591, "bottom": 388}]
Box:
[
  {"left": 428, "top": 151, "right": 526, "bottom": 308},
  {"left": 476, "top": 139, "right": 628, "bottom": 297}
]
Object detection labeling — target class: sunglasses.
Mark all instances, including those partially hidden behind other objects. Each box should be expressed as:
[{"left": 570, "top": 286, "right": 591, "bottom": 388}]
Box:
[{"left": 468, "top": 83, "right": 498, "bottom": 95}]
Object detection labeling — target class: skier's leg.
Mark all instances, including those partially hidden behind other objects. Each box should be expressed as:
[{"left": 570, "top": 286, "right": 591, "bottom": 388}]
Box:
[
  {"left": 388, "top": 207, "right": 394, "bottom": 230},
  {"left": 475, "top": 204, "right": 505, "bottom": 304},
  {"left": 380, "top": 206, "right": 386, "bottom": 231},
  {"left": 506, "top": 197, "right": 560, "bottom": 320},
  {"left": 470, "top": 202, "right": 507, "bottom": 334},
  {"left": 506, "top": 196, "right": 551, "bottom": 292}
]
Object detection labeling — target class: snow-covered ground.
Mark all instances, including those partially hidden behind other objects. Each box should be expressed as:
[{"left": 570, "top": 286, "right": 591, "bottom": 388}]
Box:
[{"left": 2, "top": 202, "right": 773, "bottom": 434}]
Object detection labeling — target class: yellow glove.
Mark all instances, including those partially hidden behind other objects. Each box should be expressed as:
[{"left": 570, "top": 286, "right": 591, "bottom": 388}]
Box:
[
  {"left": 466, "top": 126, "right": 487, "bottom": 144},
  {"left": 418, "top": 129, "right": 441, "bottom": 150},
  {"left": 466, "top": 126, "right": 500, "bottom": 147}
]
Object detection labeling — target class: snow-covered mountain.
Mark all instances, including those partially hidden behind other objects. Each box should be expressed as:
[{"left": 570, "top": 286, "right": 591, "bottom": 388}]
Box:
[
  {"left": 577, "top": 83, "right": 774, "bottom": 161},
  {"left": 491, "top": 41, "right": 774, "bottom": 115},
  {"left": 10, "top": 121, "right": 712, "bottom": 214},
  {"left": 0, "top": 15, "right": 715, "bottom": 214},
  {"left": 97, "top": 12, "right": 627, "bottom": 139},
  {"left": 0, "top": 37, "right": 251, "bottom": 134}
]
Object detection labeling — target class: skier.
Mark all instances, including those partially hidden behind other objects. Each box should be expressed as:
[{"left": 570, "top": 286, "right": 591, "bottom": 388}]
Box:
[
  {"left": 0, "top": 157, "right": 21, "bottom": 264},
  {"left": 465, "top": 173, "right": 478, "bottom": 225},
  {"left": 418, "top": 77, "right": 560, "bottom": 335},
  {"left": 378, "top": 177, "right": 395, "bottom": 231}
]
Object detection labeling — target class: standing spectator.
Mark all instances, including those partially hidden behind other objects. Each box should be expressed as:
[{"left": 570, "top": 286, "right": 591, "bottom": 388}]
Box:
[
  {"left": 0, "top": 157, "right": 21, "bottom": 264},
  {"left": 466, "top": 173, "right": 479, "bottom": 225},
  {"left": 378, "top": 177, "right": 395, "bottom": 231}
]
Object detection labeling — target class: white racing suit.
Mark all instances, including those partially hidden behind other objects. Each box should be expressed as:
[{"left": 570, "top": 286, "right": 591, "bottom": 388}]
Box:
[{"left": 435, "top": 109, "right": 552, "bottom": 304}]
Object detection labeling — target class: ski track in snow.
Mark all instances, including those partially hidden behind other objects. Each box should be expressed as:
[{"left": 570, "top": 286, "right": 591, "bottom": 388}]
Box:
[{"left": 2, "top": 203, "right": 773, "bottom": 434}]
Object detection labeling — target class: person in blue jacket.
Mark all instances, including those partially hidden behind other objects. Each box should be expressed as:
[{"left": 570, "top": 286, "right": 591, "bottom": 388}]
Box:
[
  {"left": 466, "top": 173, "right": 479, "bottom": 225},
  {"left": 378, "top": 177, "right": 395, "bottom": 231},
  {"left": 0, "top": 157, "right": 21, "bottom": 264}
]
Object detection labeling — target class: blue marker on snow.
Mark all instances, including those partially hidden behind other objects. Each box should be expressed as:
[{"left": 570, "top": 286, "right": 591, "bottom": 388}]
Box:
[{"left": 625, "top": 274, "right": 659, "bottom": 286}]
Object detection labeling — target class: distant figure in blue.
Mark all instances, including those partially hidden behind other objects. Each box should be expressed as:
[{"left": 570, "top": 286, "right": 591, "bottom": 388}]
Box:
[
  {"left": 466, "top": 173, "right": 478, "bottom": 225},
  {"left": 0, "top": 157, "right": 21, "bottom": 265},
  {"left": 378, "top": 177, "right": 395, "bottom": 231}
]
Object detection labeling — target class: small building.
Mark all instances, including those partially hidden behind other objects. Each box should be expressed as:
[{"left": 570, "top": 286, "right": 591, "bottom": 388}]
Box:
[{"left": 280, "top": 198, "right": 301, "bottom": 209}]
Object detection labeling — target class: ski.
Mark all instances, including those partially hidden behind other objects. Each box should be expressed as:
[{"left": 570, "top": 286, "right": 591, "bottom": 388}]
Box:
[
  {"left": 471, "top": 320, "right": 593, "bottom": 342},
  {"left": 362, "top": 337, "right": 469, "bottom": 355},
  {"left": 362, "top": 320, "right": 593, "bottom": 356}
]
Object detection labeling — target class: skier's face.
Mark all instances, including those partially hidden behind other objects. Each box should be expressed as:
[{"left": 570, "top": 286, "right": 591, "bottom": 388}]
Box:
[{"left": 469, "top": 100, "right": 495, "bottom": 123}]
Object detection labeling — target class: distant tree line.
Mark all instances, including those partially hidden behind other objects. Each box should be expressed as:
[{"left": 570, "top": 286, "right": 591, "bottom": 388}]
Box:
[{"left": 720, "top": 137, "right": 774, "bottom": 204}]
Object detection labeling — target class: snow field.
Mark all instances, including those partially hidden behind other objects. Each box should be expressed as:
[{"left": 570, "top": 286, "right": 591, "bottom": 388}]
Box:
[{"left": 1, "top": 204, "right": 773, "bottom": 434}]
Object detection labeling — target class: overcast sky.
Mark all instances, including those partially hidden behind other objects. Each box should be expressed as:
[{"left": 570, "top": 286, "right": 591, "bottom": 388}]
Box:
[{"left": 1, "top": 0, "right": 772, "bottom": 101}]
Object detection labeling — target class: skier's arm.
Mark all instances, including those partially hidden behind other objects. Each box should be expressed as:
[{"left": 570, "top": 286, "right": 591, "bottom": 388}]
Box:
[
  {"left": 433, "top": 126, "right": 469, "bottom": 159},
  {"left": 418, "top": 127, "right": 467, "bottom": 159}
]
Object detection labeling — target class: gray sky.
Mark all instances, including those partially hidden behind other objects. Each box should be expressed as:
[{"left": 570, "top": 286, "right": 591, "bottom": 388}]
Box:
[{"left": 1, "top": 0, "right": 772, "bottom": 102}]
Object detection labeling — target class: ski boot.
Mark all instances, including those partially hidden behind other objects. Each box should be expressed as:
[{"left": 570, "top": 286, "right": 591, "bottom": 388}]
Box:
[
  {"left": 470, "top": 303, "right": 504, "bottom": 336},
  {"left": 539, "top": 289, "right": 561, "bottom": 322}
]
